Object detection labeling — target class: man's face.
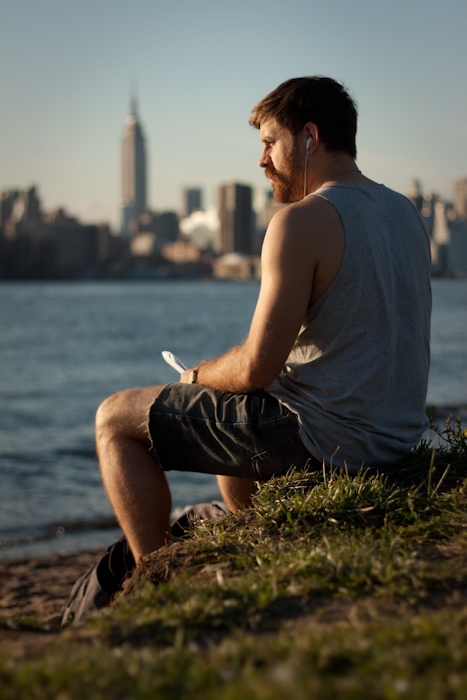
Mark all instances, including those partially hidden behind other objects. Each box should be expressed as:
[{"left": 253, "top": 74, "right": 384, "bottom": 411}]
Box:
[{"left": 259, "top": 119, "right": 302, "bottom": 203}]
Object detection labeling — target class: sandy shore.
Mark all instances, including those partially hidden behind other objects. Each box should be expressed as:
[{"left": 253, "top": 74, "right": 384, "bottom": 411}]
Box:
[{"left": 0, "top": 549, "right": 103, "bottom": 626}]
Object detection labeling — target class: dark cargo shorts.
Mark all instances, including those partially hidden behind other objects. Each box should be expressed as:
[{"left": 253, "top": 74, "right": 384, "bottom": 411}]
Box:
[{"left": 147, "top": 382, "right": 321, "bottom": 481}]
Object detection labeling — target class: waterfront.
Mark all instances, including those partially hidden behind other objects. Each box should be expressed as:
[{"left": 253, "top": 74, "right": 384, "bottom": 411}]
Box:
[{"left": 0, "top": 278, "right": 466, "bottom": 560}]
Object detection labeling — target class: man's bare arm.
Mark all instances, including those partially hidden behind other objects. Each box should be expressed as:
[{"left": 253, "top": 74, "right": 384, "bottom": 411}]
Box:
[{"left": 180, "top": 199, "right": 336, "bottom": 393}]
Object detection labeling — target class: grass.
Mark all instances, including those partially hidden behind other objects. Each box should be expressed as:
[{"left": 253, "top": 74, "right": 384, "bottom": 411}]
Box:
[{"left": 1, "top": 412, "right": 467, "bottom": 699}]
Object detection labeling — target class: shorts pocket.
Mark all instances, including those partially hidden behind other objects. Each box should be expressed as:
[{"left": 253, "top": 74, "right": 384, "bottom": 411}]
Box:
[{"left": 251, "top": 431, "right": 312, "bottom": 481}]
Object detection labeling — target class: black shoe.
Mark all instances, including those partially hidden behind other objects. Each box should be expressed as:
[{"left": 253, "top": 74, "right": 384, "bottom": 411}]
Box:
[
  {"left": 61, "top": 554, "right": 112, "bottom": 627},
  {"left": 61, "top": 502, "right": 228, "bottom": 627}
]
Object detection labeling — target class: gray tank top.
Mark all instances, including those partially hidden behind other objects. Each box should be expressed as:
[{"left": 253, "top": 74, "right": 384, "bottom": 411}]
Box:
[{"left": 266, "top": 184, "right": 432, "bottom": 472}]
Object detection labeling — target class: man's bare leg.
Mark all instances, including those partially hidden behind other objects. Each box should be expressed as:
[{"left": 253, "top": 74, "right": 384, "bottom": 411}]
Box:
[
  {"left": 216, "top": 475, "right": 257, "bottom": 513},
  {"left": 95, "top": 386, "right": 172, "bottom": 563}
]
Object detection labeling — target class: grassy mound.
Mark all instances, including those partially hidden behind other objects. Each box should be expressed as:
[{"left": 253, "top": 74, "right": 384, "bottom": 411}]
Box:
[{"left": 1, "top": 414, "right": 467, "bottom": 699}]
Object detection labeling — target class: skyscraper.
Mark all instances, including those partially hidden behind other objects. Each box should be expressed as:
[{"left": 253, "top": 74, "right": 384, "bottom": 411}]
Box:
[
  {"left": 121, "top": 96, "right": 147, "bottom": 236},
  {"left": 218, "top": 183, "right": 253, "bottom": 254},
  {"left": 454, "top": 178, "right": 467, "bottom": 221},
  {"left": 183, "top": 188, "right": 203, "bottom": 218}
]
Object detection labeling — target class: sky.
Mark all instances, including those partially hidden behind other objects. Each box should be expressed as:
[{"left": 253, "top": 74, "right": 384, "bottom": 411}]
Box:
[{"left": 1, "top": 0, "right": 466, "bottom": 230}]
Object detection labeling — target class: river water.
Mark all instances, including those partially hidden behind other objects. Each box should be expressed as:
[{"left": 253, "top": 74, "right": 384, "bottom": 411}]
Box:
[{"left": 0, "top": 278, "right": 466, "bottom": 560}]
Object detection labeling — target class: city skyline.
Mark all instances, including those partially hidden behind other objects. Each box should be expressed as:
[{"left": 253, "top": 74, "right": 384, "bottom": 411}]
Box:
[{"left": 1, "top": 0, "right": 466, "bottom": 229}]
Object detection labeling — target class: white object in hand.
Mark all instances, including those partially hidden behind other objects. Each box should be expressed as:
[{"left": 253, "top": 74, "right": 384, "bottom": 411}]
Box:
[{"left": 162, "top": 351, "right": 187, "bottom": 374}]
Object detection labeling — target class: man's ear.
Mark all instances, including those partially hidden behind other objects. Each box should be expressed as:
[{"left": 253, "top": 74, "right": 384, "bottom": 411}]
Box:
[{"left": 303, "top": 123, "right": 319, "bottom": 152}]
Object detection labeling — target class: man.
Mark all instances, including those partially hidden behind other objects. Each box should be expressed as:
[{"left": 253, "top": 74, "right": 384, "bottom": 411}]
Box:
[{"left": 96, "top": 77, "right": 431, "bottom": 565}]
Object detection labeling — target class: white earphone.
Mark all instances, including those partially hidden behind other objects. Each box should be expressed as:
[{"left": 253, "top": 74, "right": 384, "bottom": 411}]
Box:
[{"left": 304, "top": 137, "right": 313, "bottom": 198}]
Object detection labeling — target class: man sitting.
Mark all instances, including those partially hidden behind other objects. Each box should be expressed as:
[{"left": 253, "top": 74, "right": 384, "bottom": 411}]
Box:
[{"left": 95, "top": 76, "right": 431, "bottom": 565}]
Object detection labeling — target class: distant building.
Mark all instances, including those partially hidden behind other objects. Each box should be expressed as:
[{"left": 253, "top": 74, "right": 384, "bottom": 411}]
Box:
[
  {"left": 121, "top": 96, "right": 148, "bottom": 236},
  {"left": 410, "top": 179, "right": 467, "bottom": 277},
  {"left": 1, "top": 186, "right": 44, "bottom": 277},
  {"left": 0, "top": 190, "right": 20, "bottom": 229},
  {"left": 432, "top": 200, "right": 450, "bottom": 247},
  {"left": 0, "top": 186, "right": 117, "bottom": 279},
  {"left": 161, "top": 239, "right": 213, "bottom": 278},
  {"left": 213, "top": 253, "right": 261, "bottom": 281},
  {"left": 454, "top": 178, "right": 467, "bottom": 221},
  {"left": 132, "top": 210, "right": 179, "bottom": 244},
  {"left": 446, "top": 220, "right": 467, "bottom": 275},
  {"left": 183, "top": 188, "right": 203, "bottom": 217},
  {"left": 217, "top": 183, "right": 253, "bottom": 255},
  {"left": 407, "top": 179, "right": 424, "bottom": 214},
  {"left": 130, "top": 210, "right": 179, "bottom": 256},
  {"left": 161, "top": 238, "right": 202, "bottom": 264},
  {"left": 2, "top": 185, "right": 42, "bottom": 228},
  {"left": 45, "top": 210, "right": 101, "bottom": 277}
]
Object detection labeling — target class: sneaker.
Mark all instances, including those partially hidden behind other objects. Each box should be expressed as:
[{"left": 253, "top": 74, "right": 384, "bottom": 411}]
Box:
[
  {"left": 61, "top": 501, "right": 229, "bottom": 627},
  {"left": 61, "top": 553, "right": 112, "bottom": 627}
]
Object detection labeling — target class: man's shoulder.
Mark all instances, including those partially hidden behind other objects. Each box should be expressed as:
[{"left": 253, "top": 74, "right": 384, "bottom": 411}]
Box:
[
  {"left": 267, "top": 194, "right": 341, "bottom": 238},
  {"left": 262, "top": 195, "right": 345, "bottom": 281}
]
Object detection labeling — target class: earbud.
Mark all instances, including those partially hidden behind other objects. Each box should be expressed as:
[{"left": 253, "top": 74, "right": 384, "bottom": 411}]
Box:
[{"left": 304, "top": 137, "right": 313, "bottom": 199}]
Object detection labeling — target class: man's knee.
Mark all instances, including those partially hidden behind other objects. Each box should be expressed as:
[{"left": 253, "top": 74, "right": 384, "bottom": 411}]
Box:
[
  {"left": 95, "top": 390, "right": 128, "bottom": 444},
  {"left": 96, "top": 386, "right": 158, "bottom": 446}
]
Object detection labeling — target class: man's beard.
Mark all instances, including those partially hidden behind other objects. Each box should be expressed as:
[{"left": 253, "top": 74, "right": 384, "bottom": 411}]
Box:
[{"left": 264, "top": 141, "right": 302, "bottom": 203}]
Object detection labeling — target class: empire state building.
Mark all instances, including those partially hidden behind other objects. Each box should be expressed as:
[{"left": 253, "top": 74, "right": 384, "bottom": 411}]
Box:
[{"left": 121, "top": 97, "right": 147, "bottom": 236}]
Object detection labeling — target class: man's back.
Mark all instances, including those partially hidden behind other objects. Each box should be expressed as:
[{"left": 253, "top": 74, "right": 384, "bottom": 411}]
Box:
[{"left": 267, "top": 183, "right": 432, "bottom": 471}]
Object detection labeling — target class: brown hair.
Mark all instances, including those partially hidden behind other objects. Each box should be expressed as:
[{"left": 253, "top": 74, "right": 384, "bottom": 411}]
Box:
[{"left": 250, "top": 76, "right": 358, "bottom": 158}]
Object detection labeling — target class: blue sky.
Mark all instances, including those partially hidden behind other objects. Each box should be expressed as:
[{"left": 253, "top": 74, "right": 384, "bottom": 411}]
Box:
[{"left": 1, "top": 0, "right": 466, "bottom": 229}]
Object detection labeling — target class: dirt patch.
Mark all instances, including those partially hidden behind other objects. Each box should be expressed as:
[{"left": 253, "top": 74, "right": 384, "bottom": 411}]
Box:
[{"left": 0, "top": 548, "right": 103, "bottom": 652}]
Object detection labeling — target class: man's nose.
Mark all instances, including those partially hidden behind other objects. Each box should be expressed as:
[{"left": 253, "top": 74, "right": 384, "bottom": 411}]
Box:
[{"left": 259, "top": 147, "right": 272, "bottom": 168}]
